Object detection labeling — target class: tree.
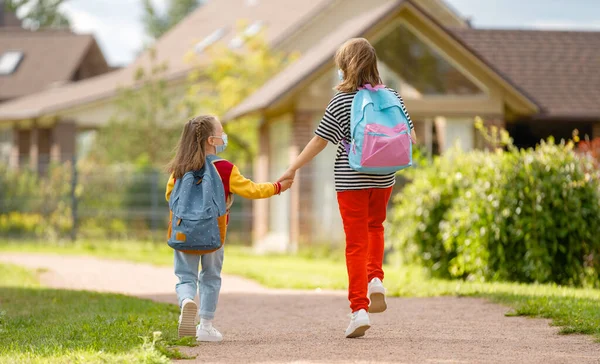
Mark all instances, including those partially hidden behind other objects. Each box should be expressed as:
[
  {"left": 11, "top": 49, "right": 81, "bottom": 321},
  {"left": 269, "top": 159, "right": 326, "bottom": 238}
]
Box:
[
  {"left": 90, "top": 48, "right": 181, "bottom": 167},
  {"left": 184, "top": 21, "right": 298, "bottom": 167},
  {"left": 4, "top": 0, "right": 70, "bottom": 29},
  {"left": 92, "top": 21, "right": 296, "bottom": 169},
  {"left": 142, "top": 0, "right": 204, "bottom": 40}
]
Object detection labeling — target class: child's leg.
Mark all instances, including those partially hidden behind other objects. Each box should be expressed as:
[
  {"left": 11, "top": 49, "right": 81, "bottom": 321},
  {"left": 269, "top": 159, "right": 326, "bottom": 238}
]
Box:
[
  {"left": 337, "top": 189, "right": 370, "bottom": 313},
  {"left": 366, "top": 187, "right": 394, "bottom": 282},
  {"left": 174, "top": 251, "right": 201, "bottom": 305},
  {"left": 199, "top": 247, "right": 224, "bottom": 320}
]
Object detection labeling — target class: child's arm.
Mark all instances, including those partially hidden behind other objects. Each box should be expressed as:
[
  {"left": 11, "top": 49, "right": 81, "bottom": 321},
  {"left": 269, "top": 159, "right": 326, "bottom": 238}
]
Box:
[
  {"left": 230, "top": 165, "right": 289, "bottom": 199},
  {"left": 165, "top": 174, "right": 175, "bottom": 202}
]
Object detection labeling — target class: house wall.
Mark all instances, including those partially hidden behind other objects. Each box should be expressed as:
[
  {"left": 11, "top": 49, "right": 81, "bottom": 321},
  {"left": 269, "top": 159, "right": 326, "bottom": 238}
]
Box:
[
  {"left": 309, "top": 115, "right": 344, "bottom": 245},
  {"left": 277, "top": 0, "right": 395, "bottom": 55},
  {"left": 0, "top": 125, "right": 11, "bottom": 165},
  {"left": 9, "top": 121, "right": 76, "bottom": 171},
  {"left": 253, "top": 106, "right": 346, "bottom": 251},
  {"left": 253, "top": 113, "right": 294, "bottom": 253},
  {"left": 293, "top": 110, "right": 320, "bottom": 245},
  {"left": 593, "top": 123, "right": 600, "bottom": 139},
  {"left": 253, "top": 120, "right": 271, "bottom": 247}
]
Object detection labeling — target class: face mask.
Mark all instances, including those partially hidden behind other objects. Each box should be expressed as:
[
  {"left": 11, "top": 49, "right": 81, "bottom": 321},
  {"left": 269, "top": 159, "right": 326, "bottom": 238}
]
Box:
[
  {"left": 215, "top": 133, "right": 228, "bottom": 154},
  {"left": 337, "top": 69, "right": 344, "bottom": 81}
]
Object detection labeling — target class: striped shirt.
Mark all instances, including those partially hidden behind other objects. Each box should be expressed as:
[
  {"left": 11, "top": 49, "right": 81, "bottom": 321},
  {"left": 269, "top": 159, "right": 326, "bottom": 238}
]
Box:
[{"left": 314, "top": 88, "right": 414, "bottom": 191}]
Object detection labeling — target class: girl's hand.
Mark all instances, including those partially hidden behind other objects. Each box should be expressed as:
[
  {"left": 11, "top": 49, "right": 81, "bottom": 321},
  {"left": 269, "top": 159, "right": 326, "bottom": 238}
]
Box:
[
  {"left": 279, "top": 179, "right": 293, "bottom": 193},
  {"left": 277, "top": 169, "right": 296, "bottom": 183}
]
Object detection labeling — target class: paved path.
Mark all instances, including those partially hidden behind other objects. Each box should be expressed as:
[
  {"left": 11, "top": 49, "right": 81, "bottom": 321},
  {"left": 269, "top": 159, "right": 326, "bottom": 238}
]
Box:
[{"left": 1, "top": 253, "right": 599, "bottom": 364}]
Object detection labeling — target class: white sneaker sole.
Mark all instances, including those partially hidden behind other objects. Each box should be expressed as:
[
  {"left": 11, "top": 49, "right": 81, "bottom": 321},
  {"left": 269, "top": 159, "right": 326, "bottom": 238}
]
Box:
[
  {"left": 369, "top": 292, "right": 387, "bottom": 313},
  {"left": 345, "top": 323, "right": 371, "bottom": 338},
  {"left": 196, "top": 334, "right": 223, "bottom": 342},
  {"left": 178, "top": 300, "right": 197, "bottom": 338}
]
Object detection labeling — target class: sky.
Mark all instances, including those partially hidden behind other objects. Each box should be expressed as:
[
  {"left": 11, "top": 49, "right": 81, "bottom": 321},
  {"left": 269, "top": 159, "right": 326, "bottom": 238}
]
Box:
[{"left": 58, "top": 0, "right": 600, "bottom": 66}]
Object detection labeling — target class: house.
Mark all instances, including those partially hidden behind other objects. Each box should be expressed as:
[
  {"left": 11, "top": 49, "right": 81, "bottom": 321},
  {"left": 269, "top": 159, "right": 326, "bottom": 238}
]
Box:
[
  {"left": 0, "top": 0, "right": 598, "bottom": 251},
  {"left": 0, "top": 12, "right": 112, "bottom": 170}
]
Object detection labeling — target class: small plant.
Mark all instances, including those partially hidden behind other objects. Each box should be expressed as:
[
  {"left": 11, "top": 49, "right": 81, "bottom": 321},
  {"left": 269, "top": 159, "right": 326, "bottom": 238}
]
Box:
[{"left": 134, "top": 331, "right": 171, "bottom": 363}]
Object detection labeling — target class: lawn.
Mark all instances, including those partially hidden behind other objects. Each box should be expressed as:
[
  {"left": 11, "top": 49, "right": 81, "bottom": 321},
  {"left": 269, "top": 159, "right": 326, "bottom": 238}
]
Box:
[
  {"left": 0, "top": 261, "right": 193, "bottom": 363},
  {"left": 1, "top": 240, "right": 600, "bottom": 343}
]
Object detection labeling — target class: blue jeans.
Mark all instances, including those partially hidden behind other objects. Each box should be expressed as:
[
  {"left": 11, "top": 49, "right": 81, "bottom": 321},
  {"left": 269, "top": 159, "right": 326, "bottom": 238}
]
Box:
[{"left": 174, "top": 247, "right": 224, "bottom": 320}]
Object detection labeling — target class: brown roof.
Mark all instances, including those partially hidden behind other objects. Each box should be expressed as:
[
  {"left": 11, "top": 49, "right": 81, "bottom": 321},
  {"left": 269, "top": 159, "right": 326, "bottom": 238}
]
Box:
[
  {"left": 451, "top": 28, "right": 600, "bottom": 120},
  {"left": 0, "top": 28, "right": 103, "bottom": 101},
  {"left": 0, "top": 0, "right": 333, "bottom": 121}
]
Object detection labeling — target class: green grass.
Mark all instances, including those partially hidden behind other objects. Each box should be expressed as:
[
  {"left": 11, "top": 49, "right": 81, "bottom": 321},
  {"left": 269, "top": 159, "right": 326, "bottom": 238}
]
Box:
[
  {"left": 0, "top": 263, "right": 40, "bottom": 288},
  {"left": 0, "top": 262, "right": 194, "bottom": 363},
  {"left": 1, "top": 240, "right": 600, "bottom": 343}
]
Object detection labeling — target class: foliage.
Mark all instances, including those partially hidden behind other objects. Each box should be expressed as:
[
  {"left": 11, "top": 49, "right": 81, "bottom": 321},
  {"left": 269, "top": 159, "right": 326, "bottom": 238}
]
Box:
[
  {"left": 4, "top": 0, "right": 70, "bottom": 29},
  {"left": 92, "top": 22, "right": 294, "bottom": 169},
  {"left": 0, "top": 161, "right": 172, "bottom": 241},
  {"left": 3, "top": 19, "right": 296, "bottom": 241},
  {"left": 0, "top": 163, "right": 72, "bottom": 239},
  {"left": 576, "top": 135, "right": 600, "bottom": 168},
  {"left": 142, "top": 0, "right": 204, "bottom": 40},
  {"left": 183, "top": 21, "right": 298, "bottom": 166},
  {"left": 389, "top": 118, "right": 600, "bottom": 287},
  {"left": 89, "top": 49, "right": 182, "bottom": 167}
]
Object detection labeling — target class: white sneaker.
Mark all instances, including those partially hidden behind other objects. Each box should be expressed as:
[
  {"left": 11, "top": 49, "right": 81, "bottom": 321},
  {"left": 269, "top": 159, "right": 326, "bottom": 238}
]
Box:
[
  {"left": 345, "top": 309, "right": 370, "bottom": 338},
  {"left": 196, "top": 324, "right": 223, "bottom": 342},
  {"left": 368, "top": 278, "right": 387, "bottom": 313},
  {"left": 178, "top": 298, "right": 197, "bottom": 338}
]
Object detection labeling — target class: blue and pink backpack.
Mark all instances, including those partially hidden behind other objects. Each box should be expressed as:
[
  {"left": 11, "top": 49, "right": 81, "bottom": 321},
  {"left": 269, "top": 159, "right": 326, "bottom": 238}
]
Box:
[{"left": 341, "top": 84, "right": 414, "bottom": 174}]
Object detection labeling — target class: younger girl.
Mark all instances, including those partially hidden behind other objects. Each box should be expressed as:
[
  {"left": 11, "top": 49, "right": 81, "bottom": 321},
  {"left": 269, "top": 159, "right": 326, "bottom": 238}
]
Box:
[
  {"left": 278, "top": 38, "right": 415, "bottom": 338},
  {"left": 166, "top": 115, "right": 292, "bottom": 342}
]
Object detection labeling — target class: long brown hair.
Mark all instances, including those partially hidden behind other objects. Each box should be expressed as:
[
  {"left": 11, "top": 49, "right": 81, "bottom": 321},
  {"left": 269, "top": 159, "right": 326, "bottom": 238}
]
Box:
[
  {"left": 167, "top": 115, "right": 217, "bottom": 179},
  {"left": 335, "top": 38, "right": 382, "bottom": 93}
]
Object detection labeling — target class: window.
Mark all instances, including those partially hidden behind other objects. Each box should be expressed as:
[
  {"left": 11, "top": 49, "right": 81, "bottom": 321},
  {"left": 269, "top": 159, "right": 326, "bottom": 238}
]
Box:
[
  {"left": 0, "top": 51, "right": 24, "bottom": 75},
  {"left": 195, "top": 28, "right": 227, "bottom": 54},
  {"left": 229, "top": 21, "right": 263, "bottom": 49},
  {"left": 373, "top": 23, "right": 482, "bottom": 95}
]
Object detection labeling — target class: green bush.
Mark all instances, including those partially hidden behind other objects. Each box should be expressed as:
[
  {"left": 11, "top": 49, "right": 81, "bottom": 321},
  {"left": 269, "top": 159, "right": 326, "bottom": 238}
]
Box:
[
  {"left": 390, "top": 135, "right": 600, "bottom": 288},
  {"left": 0, "top": 162, "right": 163, "bottom": 240},
  {"left": 0, "top": 163, "right": 72, "bottom": 239}
]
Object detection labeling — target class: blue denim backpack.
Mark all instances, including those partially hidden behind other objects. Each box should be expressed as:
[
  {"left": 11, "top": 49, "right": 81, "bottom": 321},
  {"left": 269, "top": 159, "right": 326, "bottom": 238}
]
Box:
[{"left": 167, "top": 155, "right": 227, "bottom": 252}]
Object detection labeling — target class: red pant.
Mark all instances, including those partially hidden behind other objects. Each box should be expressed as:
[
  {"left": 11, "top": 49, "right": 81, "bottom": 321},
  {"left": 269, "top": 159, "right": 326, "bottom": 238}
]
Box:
[{"left": 337, "top": 187, "right": 393, "bottom": 312}]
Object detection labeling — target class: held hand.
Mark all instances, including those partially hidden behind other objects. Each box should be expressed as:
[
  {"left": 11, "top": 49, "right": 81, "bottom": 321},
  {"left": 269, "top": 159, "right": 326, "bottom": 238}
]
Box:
[
  {"left": 277, "top": 169, "right": 296, "bottom": 184},
  {"left": 279, "top": 179, "right": 293, "bottom": 193}
]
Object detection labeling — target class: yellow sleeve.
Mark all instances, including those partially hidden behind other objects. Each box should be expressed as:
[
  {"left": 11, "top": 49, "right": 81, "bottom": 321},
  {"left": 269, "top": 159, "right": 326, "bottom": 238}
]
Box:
[
  {"left": 229, "top": 165, "right": 276, "bottom": 199},
  {"left": 165, "top": 174, "right": 175, "bottom": 202}
]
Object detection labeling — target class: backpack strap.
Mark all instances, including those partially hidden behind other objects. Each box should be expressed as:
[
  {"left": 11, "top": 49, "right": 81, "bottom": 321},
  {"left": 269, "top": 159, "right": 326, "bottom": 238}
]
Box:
[
  {"left": 359, "top": 84, "right": 386, "bottom": 91},
  {"left": 341, "top": 139, "right": 351, "bottom": 155}
]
